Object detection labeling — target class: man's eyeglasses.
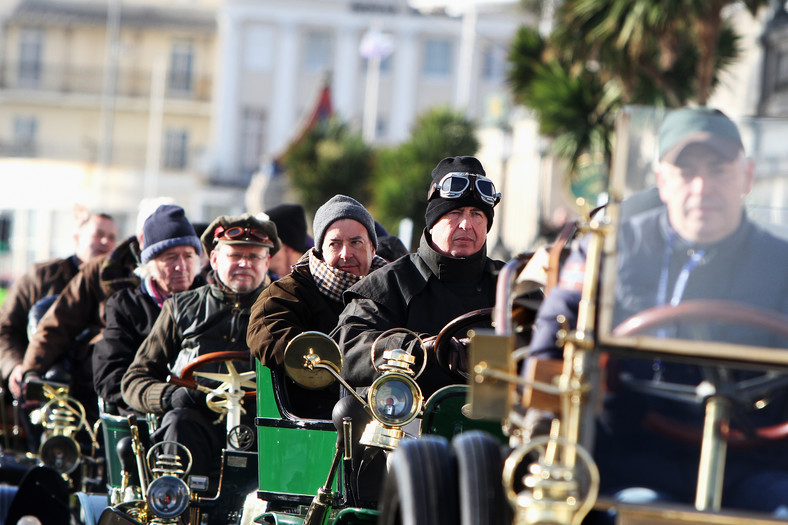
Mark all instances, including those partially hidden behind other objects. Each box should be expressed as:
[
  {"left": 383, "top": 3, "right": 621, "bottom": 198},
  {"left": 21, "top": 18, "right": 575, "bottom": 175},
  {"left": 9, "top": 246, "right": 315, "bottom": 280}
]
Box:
[
  {"left": 427, "top": 172, "right": 501, "bottom": 206},
  {"left": 213, "top": 226, "right": 272, "bottom": 245},
  {"left": 223, "top": 252, "right": 267, "bottom": 264}
]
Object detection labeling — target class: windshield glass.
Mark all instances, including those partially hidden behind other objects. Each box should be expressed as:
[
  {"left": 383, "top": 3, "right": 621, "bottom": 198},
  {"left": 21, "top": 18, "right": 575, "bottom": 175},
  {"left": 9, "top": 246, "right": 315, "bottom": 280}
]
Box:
[{"left": 597, "top": 106, "right": 788, "bottom": 366}]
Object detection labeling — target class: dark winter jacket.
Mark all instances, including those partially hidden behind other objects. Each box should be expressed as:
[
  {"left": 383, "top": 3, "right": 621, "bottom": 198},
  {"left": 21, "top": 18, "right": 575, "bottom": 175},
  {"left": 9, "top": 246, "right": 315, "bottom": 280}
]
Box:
[
  {"left": 0, "top": 256, "right": 80, "bottom": 382},
  {"left": 92, "top": 286, "right": 160, "bottom": 414},
  {"left": 121, "top": 280, "right": 266, "bottom": 414},
  {"left": 247, "top": 261, "right": 345, "bottom": 367},
  {"left": 332, "top": 231, "right": 502, "bottom": 398},
  {"left": 22, "top": 235, "right": 140, "bottom": 375}
]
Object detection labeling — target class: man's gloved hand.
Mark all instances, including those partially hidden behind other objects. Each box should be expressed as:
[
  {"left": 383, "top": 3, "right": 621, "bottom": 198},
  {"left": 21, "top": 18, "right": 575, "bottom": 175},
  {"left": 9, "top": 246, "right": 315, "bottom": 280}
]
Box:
[
  {"left": 421, "top": 335, "right": 468, "bottom": 373},
  {"left": 164, "top": 386, "right": 206, "bottom": 410}
]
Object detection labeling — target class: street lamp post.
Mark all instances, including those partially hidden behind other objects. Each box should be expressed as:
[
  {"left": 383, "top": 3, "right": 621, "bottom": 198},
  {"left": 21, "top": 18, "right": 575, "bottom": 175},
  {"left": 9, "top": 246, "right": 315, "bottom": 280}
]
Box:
[{"left": 360, "top": 27, "right": 394, "bottom": 143}]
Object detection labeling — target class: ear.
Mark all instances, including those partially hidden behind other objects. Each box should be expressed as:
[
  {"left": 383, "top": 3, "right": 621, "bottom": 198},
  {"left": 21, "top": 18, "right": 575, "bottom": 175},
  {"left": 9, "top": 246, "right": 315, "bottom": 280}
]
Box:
[
  {"left": 209, "top": 249, "right": 219, "bottom": 270},
  {"left": 742, "top": 157, "right": 755, "bottom": 196},
  {"left": 654, "top": 163, "right": 670, "bottom": 204}
]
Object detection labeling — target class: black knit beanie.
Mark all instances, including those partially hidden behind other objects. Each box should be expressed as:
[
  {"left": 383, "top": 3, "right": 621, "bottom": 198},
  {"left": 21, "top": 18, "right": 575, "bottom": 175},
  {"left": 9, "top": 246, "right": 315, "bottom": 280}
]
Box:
[
  {"left": 265, "top": 203, "right": 309, "bottom": 253},
  {"left": 140, "top": 205, "right": 202, "bottom": 264},
  {"left": 425, "top": 156, "right": 494, "bottom": 231},
  {"left": 313, "top": 195, "right": 378, "bottom": 253}
]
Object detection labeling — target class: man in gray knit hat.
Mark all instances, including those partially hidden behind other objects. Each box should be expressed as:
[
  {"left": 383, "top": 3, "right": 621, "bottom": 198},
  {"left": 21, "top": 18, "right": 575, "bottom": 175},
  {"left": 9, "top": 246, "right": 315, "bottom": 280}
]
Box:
[{"left": 247, "top": 194, "right": 386, "bottom": 418}]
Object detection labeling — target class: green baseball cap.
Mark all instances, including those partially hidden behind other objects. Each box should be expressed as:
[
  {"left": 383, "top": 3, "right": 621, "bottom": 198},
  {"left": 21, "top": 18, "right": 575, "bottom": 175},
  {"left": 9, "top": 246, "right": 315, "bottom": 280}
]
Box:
[{"left": 658, "top": 107, "right": 744, "bottom": 164}]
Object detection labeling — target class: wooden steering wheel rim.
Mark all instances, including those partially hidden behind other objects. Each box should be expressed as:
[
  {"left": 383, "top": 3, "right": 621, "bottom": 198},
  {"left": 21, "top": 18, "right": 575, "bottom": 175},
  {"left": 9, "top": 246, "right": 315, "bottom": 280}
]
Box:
[
  {"left": 613, "top": 300, "right": 788, "bottom": 444},
  {"left": 171, "top": 351, "right": 255, "bottom": 401}
]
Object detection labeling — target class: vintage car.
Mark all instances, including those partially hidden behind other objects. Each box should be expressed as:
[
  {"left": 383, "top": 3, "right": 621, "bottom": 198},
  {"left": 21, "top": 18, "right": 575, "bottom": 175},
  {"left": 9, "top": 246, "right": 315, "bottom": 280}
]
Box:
[
  {"left": 0, "top": 377, "right": 107, "bottom": 525},
  {"left": 58, "top": 312, "right": 512, "bottom": 525}
]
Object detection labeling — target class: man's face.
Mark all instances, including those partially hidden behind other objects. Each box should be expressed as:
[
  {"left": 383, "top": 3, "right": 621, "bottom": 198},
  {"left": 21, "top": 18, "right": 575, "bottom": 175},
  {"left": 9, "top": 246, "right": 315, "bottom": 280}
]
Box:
[
  {"left": 75, "top": 215, "right": 118, "bottom": 261},
  {"left": 429, "top": 206, "right": 488, "bottom": 257},
  {"left": 151, "top": 245, "right": 200, "bottom": 295},
  {"left": 656, "top": 143, "right": 753, "bottom": 244},
  {"left": 269, "top": 245, "right": 300, "bottom": 277},
  {"left": 210, "top": 243, "right": 270, "bottom": 293},
  {"left": 321, "top": 219, "right": 375, "bottom": 277}
]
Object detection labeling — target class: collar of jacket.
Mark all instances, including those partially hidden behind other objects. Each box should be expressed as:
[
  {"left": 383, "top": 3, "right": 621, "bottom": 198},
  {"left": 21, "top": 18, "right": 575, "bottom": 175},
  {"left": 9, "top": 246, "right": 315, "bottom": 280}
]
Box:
[
  {"left": 209, "top": 275, "right": 270, "bottom": 306},
  {"left": 657, "top": 207, "right": 752, "bottom": 255},
  {"left": 100, "top": 235, "right": 142, "bottom": 293},
  {"left": 418, "top": 230, "right": 488, "bottom": 283}
]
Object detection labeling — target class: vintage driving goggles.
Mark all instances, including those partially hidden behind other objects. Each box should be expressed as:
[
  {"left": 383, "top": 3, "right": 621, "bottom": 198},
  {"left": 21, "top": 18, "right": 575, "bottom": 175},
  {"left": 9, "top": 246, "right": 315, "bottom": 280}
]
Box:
[
  {"left": 427, "top": 172, "right": 501, "bottom": 207},
  {"left": 213, "top": 225, "right": 273, "bottom": 245}
]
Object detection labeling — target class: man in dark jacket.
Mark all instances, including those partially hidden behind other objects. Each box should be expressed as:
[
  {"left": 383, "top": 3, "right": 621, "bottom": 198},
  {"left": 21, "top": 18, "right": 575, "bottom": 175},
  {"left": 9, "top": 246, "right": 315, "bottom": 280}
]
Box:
[
  {"left": 93, "top": 205, "right": 203, "bottom": 414},
  {"left": 0, "top": 212, "right": 117, "bottom": 451},
  {"left": 529, "top": 107, "right": 788, "bottom": 516},
  {"left": 265, "top": 203, "right": 313, "bottom": 280},
  {"left": 121, "top": 213, "right": 279, "bottom": 481},
  {"left": 332, "top": 156, "right": 503, "bottom": 398},
  {"left": 247, "top": 195, "right": 386, "bottom": 418},
  {"left": 2, "top": 213, "right": 118, "bottom": 397}
]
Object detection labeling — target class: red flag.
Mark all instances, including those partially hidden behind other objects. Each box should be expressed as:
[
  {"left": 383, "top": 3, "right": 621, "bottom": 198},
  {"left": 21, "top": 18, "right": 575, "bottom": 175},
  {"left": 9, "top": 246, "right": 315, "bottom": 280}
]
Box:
[{"left": 274, "top": 79, "right": 334, "bottom": 173}]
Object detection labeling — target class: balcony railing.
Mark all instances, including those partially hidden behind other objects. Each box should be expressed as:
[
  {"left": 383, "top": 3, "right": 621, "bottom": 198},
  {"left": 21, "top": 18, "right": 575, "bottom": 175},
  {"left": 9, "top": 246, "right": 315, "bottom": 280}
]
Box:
[
  {"left": 0, "top": 139, "right": 208, "bottom": 172},
  {"left": 0, "top": 62, "right": 212, "bottom": 102}
]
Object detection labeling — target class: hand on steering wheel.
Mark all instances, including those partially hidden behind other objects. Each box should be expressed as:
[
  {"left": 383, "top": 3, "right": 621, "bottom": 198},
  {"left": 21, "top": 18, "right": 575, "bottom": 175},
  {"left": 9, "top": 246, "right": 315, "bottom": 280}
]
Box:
[
  {"left": 433, "top": 308, "right": 494, "bottom": 380},
  {"left": 167, "top": 351, "right": 256, "bottom": 414}
]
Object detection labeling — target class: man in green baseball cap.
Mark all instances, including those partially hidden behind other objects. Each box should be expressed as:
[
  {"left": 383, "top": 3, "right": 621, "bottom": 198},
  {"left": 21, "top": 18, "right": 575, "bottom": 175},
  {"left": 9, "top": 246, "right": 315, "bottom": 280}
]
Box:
[
  {"left": 655, "top": 106, "right": 751, "bottom": 245},
  {"left": 528, "top": 107, "right": 788, "bottom": 515}
]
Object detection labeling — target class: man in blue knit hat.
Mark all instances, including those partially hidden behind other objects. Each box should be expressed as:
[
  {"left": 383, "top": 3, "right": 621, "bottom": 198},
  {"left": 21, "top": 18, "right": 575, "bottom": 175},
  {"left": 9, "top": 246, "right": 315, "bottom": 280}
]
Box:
[{"left": 93, "top": 204, "right": 203, "bottom": 414}]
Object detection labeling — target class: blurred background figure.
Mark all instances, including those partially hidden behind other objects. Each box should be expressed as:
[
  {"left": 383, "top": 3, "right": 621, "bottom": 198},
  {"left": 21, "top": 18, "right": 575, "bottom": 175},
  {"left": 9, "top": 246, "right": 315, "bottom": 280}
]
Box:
[
  {"left": 0, "top": 211, "right": 117, "bottom": 451},
  {"left": 265, "top": 203, "right": 313, "bottom": 279}
]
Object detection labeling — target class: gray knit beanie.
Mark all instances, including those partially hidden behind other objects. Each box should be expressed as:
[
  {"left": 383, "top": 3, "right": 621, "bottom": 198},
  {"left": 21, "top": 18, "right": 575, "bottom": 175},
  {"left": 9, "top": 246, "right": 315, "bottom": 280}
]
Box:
[{"left": 313, "top": 195, "right": 378, "bottom": 253}]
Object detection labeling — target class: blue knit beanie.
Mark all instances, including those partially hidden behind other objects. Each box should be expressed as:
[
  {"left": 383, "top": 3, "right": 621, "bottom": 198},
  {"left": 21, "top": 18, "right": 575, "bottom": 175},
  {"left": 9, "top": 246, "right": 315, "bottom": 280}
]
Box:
[{"left": 140, "top": 205, "right": 202, "bottom": 264}]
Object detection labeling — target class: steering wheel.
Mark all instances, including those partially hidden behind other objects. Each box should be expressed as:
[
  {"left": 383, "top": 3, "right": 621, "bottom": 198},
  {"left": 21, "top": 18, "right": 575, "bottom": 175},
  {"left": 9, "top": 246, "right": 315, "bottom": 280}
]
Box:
[
  {"left": 612, "top": 300, "right": 788, "bottom": 444},
  {"left": 613, "top": 299, "right": 788, "bottom": 340},
  {"left": 434, "top": 308, "right": 494, "bottom": 379},
  {"left": 167, "top": 351, "right": 256, "bottom": 403}
]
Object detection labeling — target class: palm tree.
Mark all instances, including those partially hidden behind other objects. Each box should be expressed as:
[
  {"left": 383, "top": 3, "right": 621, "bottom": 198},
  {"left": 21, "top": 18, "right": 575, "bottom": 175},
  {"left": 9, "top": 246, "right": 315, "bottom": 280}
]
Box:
[
  {"left": 508, "top": 0, "right": 768, "bottom": 195},
  {"left": 551, "top": 0, "right": 766, "bottom": 105}
]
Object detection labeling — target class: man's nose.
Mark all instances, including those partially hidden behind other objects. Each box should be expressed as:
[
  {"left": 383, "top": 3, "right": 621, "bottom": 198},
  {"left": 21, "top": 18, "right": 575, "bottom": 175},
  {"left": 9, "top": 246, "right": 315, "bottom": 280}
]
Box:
[
  {"left": 689, "top": 172, "right": 712, "bottom": 193},
  {"left": 339, "top": 244, "right": 349, "bottom": 258}
]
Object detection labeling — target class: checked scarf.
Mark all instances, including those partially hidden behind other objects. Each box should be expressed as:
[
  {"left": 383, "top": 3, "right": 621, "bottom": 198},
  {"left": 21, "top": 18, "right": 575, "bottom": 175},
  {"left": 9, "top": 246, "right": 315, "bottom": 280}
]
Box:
[{"left": 308, "top": 248, "right": 387, "bottom": 303}]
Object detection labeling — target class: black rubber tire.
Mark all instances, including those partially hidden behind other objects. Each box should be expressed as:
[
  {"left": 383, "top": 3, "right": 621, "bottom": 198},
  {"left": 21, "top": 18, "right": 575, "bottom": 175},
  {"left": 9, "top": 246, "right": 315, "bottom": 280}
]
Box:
[
  {"left": 452, "top": 431, "right": 510, "bottom": 525},
  {"left": 378, "top": 436, "right": 458, "bottom": 525}
]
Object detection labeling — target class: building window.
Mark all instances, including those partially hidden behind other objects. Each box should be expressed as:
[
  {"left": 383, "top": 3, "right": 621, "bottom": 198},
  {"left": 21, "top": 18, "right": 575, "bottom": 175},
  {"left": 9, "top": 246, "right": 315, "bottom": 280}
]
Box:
[
  {"left": 422, "top": 38, "right": 452, "bottom": 77},
  {"left": 483, "top": 44, "right": 507, "bottom": 82},
  {"left": 12, "top": 116, "right": 37, "bottom": 156},
  {"left": 240, "top": 108, "right": 266, "bottom": 175},
  {"left": 169, "top": 41, "right": 194, "bottom": 93},
  {"left": 163, "top": 129, "right": 189, "bottom": 170},
  {"left": 18, "top": 29, "right": 43, "bottom": 86},
  {"left": 777, "top": 51, "right": 788, "bottom": 90},
  {"left": 303, "top": 30, "right": 332, "bottom": 72}
]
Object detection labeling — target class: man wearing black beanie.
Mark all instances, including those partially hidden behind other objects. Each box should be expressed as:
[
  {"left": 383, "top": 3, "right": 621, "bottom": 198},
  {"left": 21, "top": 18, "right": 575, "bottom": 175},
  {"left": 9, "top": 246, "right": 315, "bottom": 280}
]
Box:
[
  {"left": 333, "top": 155, "right": 503, "bottom": 397},
  {"left": 265, "top": 203, "right": 312, "bottom": 279},
  {"left": 329, "top": 156, "right": 503, "bottom": 504}
]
